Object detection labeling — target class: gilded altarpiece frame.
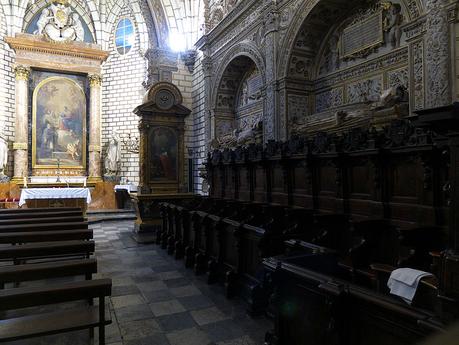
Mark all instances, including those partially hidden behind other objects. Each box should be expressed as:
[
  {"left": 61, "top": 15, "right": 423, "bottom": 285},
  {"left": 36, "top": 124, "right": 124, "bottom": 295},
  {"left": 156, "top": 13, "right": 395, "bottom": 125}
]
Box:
[{"left": 31, "top": 72, "right": 88, "bottom": 176}]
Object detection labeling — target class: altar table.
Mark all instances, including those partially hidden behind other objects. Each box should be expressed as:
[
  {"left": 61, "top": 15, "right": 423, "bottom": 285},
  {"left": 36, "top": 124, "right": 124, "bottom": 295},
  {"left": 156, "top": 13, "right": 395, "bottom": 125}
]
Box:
[{"left": 19, "top": 188, "right": 92, "bottom": 213}]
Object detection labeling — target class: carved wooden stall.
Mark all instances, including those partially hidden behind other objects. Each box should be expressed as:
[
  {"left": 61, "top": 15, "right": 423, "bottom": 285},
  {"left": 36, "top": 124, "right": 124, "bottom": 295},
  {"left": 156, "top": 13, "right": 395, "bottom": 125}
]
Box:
[{"left": 206, "top": 114, "right": 457, "bottom": 345}]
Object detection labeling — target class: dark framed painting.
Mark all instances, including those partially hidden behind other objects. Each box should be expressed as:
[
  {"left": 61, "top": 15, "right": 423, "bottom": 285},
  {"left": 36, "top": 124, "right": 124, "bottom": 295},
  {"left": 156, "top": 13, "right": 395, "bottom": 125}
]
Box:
[
  {"left": 148, "top": 126, "right": 178, "bottom": 182},
  {"left": 32, "top": 76, "right": 87, "bottom": 169}
]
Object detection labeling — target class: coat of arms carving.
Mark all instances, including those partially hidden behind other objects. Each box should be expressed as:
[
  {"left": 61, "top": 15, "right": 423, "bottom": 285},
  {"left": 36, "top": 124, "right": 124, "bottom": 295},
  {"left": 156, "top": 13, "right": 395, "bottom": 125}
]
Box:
[{"left": 34, "top": 0, "right": 85, "bottom": 43}]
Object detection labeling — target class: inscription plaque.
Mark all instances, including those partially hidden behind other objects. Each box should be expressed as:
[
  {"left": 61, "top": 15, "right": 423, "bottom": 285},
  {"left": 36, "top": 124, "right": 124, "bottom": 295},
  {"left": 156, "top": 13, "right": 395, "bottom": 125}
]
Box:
[{"left": 341, "top": 11, "right": 384, "bottom": 59}]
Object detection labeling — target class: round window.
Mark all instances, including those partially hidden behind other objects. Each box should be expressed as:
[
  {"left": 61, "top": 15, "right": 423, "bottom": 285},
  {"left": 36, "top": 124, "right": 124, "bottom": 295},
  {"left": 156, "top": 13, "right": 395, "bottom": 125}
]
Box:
[{"left": 115, "top": 18, "right": 134, "bottom": 55}]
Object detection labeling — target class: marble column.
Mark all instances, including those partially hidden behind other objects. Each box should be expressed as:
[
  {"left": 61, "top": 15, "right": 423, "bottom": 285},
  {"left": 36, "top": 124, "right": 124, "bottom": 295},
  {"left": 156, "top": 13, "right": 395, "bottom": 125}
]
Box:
[
  {"left": 13, "top": 65, "right": 30, "bottom": 182},
  {"left": 88, "top": 74, "right": 102, "bottom": 182}
]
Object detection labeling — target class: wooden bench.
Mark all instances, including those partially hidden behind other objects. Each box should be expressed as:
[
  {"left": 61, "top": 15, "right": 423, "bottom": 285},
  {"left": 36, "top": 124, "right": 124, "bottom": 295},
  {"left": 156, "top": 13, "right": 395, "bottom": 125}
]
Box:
[
  {"left": 0, "top": 221, "right": 89, "bottom": 233},
  {"left": 0, "top": 258, "right": 97, "bottom": 288},
  {"left": 0, "top": 210, "right": 83, "bottom": 220},
  {"left": 0, "top": 240, "right": 95, "bottom": 262},
  {"left": 0, "top": 279, "right": 112, "bottom": 344},
  {"left": 0, "top": 216, "right": 86, "bottom": 226},
  {"left": 0, "top": 229, "right": 93, "bottom": 244},
  {"left": 0, "top": 207, "right": 82, "bottom": 214}
]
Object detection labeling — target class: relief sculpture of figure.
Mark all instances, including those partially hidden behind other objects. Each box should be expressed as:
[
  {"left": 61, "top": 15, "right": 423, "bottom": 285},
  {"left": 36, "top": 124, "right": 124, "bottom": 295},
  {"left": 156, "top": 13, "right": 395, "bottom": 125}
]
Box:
[
  {"left": 71, "top": 13, "right": 85, "bottom": 41},
  {"left": 385, "top": 4, "right": 403, "bottom": 49},
  {"left": 104, "top": 131, "right": 121, "bottom": 176},
  {"left": 35, "top": 8, "right": 52, "bottom": 35}
]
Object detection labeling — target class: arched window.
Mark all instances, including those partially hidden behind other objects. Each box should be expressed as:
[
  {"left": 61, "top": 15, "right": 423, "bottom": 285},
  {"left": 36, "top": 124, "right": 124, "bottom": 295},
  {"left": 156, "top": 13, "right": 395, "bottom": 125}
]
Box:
[{"left": 115, "top": 18, "right": 135, "bottom": 55}]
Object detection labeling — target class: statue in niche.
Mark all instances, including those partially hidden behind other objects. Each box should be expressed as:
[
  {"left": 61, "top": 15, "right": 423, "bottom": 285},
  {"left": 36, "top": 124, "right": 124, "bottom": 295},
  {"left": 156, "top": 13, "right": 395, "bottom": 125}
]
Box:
[
  {"left": 240, "top": 81, "right": 249, "bottom": 106},
  {"left": 384, "top": 3, "right": 403, "bottom": 49},
  {"left": 0, "top": 133, "right": 8, "bottom": 181},
  {"left": 34, "top": 1, "right": 85, "bottom": 43},
  {"left": 104, "top": 131, "right": 121, "bottom": 177},
  {"left": 372, "top": 85, "right": 409, "bottom": 118}
]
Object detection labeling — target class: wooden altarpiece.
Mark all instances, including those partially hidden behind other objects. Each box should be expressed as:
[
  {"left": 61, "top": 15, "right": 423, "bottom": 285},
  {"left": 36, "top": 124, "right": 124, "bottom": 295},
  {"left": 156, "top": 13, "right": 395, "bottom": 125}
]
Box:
[{"left": 134, "top": 82, "right": 191, "bottom": 194}]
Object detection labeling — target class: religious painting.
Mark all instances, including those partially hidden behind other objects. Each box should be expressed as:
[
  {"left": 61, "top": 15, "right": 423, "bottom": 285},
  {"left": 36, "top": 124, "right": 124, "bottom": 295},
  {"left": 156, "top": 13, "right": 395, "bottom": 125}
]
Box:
[
  {"left": 149, "top": 127, "right": 178, "bottom": 182},
  {"left": 32, "top": 76, "right": 86, "bottom": 169}
]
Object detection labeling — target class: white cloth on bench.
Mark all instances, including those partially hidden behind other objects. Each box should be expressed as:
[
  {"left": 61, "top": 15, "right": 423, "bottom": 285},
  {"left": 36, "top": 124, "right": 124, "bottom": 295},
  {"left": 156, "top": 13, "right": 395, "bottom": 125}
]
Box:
[
  {"left": 387, "top": 268, "right": 433, "bottom": 305},
  {"left": 19, "top": 188, "right": 92, "bottom": 207}
]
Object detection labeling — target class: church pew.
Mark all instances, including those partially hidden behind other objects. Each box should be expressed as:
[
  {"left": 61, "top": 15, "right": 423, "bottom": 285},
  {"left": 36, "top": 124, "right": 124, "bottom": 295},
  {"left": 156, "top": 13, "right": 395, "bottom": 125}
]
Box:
[
  {"left": 0, "top": 216, "right": 86, "bottom": 226},
  {"left": 263, "top": 253, "right": 444, "bottom": 345},
  {"left": 0, "top": 207, "right": 82, "bottom": 214},
  {"left": 0, "top": 221, "right": 88, "bottom": 233},
  {"left": 0, "top": 240, "right": 95, "bottom": 263},
  {"left": 0, "top": 258, "right": 97, "bottom": 288},
  {"left": 0, "top": 279, "right": 112, "bottom": 344},
  {"left": 0, "top": 229, "right": 93, "bottom": 244},
  {"left": 0, "top": 210, "right": 84, "bottom": 220}
]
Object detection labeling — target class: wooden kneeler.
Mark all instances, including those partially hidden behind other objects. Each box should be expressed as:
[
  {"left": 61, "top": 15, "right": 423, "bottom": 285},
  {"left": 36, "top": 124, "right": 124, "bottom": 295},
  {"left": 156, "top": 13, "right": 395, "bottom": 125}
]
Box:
[{"left": 0, "top": 279, "right": 112, "bottom": 344}]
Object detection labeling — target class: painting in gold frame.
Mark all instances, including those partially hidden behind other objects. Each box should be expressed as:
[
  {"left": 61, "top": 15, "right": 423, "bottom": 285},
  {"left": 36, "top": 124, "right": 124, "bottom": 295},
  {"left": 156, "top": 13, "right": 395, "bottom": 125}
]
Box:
[{"left": 32, "top": 76, "right": 87, "bottom": 169}]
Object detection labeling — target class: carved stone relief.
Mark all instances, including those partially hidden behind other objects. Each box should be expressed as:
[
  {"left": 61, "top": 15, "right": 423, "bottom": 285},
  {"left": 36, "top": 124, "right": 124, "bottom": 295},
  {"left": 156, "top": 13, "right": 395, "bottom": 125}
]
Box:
[
  {"left": 425, "top": 0, "right": 451, "bottom": 108},
  {"left": 347, "top": 76, "right": 383, "bottom": 104},
  {"left": 387, "top": 67, "right": 409, "bottom": 89},
  {"left": 315, "top": 88, "right": 344, "bottom": 113},
  {"left": 288, "top": 94, "right": 309, "bottom": 124},
  {"left": 411, "top": 40, "right": 424, "bottom": 110}
]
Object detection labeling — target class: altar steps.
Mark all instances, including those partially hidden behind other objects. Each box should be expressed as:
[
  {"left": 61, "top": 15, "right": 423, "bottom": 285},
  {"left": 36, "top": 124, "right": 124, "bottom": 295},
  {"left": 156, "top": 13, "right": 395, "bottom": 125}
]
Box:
[{"left": 87, "top": 209, "right": 136, "bottom": 224}]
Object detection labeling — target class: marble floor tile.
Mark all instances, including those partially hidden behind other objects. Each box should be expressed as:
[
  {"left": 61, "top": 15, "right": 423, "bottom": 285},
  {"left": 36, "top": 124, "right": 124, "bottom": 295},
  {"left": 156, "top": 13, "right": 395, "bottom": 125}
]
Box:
[{"left": 149, "top": 299, "right": 186, "bottom": 317}]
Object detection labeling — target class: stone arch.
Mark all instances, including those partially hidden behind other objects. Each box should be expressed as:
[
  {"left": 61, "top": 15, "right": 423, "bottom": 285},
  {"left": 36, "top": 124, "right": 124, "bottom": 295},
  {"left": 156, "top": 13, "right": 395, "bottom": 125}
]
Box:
[
  {"left": 212, "top": 41, "right": 266, "bottom": 108},
  {"left": 277, "top": 0, "right": 424, "bottom": 80},
  {"left": 210, "top": 41, "right": 266, "bottom": 144}
]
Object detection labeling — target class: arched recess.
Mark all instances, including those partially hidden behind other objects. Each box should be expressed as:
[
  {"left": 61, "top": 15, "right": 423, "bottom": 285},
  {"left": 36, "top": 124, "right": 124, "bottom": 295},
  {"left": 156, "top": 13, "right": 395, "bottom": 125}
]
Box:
[
  {"left": 211, "top": 42, "right": 266, "bottom": 144},
  {"left": 276, "top": 0, "right": 425, "bottom": 139},
  {"left": 22, "top": 0, "right": 99, "bottom": 43}
]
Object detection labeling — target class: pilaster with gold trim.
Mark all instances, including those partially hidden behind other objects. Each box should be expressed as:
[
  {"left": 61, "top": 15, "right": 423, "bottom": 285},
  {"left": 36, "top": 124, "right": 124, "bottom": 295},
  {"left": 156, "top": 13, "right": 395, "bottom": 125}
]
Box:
[
  {"left": 12, "top": 65, "right": 30, "bottom": 182},
  {"left": 88, "top": 73, "right": 102, "bottom": 182}
]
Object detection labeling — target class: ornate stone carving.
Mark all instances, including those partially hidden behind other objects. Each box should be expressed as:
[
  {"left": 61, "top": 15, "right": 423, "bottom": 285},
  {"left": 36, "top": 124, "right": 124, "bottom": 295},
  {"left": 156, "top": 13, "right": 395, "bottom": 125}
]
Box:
[
  {"left": 88, "top": 74, "right": 102, "bottom": 87},
  {"left": 181, "top": 50, "right": 197, "bottom": 73},
  {"left": 143, "top": 48, "right": 178, "bottom": 89},
  {"left": 14, "top": 65, "right": 31, "bottom": 81},
  {"left": 388, "top": 67, "right": 409, "bottom": 89},
  {"left": 425, "top": 0, "right": 451, "bottom": 108},
  {"left": 412, "top": 40, "right": 424, "bottom": 110},
  {"left": 315, "top": 88, "right": 343, "bottom": 113},
  {"left": 347, "top": 76, "right": 382, "bottom": 104},
  {"left": 35, "top": 1, "right": 85, "bottom": 43}
]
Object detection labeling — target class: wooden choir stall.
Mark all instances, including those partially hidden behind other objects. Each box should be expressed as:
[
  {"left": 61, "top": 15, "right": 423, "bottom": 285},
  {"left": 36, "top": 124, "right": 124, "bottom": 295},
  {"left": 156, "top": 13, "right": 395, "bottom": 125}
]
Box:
[{"left": 154, "top": 104, "right": 459, "bottom": 345}]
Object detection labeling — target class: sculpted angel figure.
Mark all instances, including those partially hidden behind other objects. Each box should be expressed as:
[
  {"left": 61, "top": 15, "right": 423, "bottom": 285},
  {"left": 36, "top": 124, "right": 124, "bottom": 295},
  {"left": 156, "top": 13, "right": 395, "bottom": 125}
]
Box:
[
  {"left": 385, "top": 4, "right": 403, "bottom": 49},
  {"left": 34, "top": 8, "right": 52, "bottom": 35},
  {"left": 71, "top": 13, "right": 85, "bottom": 41}
]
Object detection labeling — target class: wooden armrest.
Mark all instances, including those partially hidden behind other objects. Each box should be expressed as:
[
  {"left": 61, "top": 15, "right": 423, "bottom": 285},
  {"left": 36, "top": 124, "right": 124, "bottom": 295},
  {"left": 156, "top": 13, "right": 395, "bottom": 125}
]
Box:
[{"left": 370, "top": 263, "right": 396, "bottom": 274}]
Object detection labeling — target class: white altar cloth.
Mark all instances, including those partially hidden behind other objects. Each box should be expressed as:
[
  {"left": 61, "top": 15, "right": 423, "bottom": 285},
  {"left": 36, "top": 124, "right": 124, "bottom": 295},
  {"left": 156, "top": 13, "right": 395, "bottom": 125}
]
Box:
[
  {"left": 19, "top": 188, "right": 92, "bottom": 207},
  {"left": 114, "top": 184, "right": 138, "bottom": 193}
]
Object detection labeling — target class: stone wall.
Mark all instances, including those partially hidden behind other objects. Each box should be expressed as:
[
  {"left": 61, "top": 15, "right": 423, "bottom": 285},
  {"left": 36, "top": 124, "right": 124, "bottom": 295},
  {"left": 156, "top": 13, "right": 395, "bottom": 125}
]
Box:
[{"left": 101, "top": 7, "right": 146, "bottom": 183}]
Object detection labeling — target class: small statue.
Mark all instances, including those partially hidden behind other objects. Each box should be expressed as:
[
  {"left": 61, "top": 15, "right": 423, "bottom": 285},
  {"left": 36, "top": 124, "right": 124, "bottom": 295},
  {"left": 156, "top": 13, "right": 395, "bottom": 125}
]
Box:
[
  {"left": 237, "top": 119, "right": 263, "bottom": 146},
  {"left": 104, "top": 131, "right": 121, "bottom": 176},
  {"left": 0, "top": 134, "right": 8, "bottom": 180},
  {"left": 373, "top": 85, "right": 408, "bottom": 109},
  {"left": 384, "top": 4, "right": 403, "bottom": 49}
]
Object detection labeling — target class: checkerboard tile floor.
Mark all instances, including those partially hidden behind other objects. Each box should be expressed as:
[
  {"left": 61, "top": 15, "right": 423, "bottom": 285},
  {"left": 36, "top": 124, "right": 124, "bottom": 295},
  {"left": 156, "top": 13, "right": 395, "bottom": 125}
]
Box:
[{"left": 7, "top": 221, "right": 272, "bottom": 345}]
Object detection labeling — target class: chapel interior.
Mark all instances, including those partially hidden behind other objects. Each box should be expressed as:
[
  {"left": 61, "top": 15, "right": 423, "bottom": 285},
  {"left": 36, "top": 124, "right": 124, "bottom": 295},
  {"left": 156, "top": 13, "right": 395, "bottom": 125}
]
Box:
[{"left": 0, "top": 0, "right": 459, "bottom": 344}]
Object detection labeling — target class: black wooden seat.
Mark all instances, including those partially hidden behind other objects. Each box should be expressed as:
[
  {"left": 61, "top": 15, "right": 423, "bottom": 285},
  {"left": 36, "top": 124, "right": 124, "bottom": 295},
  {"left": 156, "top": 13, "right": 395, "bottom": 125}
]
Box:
[
  {"left": 0, "top": 258, "right": 97, "bottom": 287},
  {"left": 0, "top": 210, "right": 83, "bottom": 220},
  {"left": 0, "top": 279, "right": 112, "bottom": 344},
  {"left": 0, "top": 215, "right": 86, "bottom": 226},
  {"left": 0, "top": 240, "right": 95, "bottom": 262},
  {"left": 0, "top": 207, "right": 82, "bottom": 214},
  {"left": 0, "top": 221, "right": 88, "bottom": 233},
  {"left": 0, "top": 229, "right": 93, "bottom": 244}
]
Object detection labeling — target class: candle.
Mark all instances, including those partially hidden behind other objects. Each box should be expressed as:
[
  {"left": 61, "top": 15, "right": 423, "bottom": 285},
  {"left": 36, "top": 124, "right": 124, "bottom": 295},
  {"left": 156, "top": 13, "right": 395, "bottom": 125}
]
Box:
[
  {"left": 84, "top": 177, "right": 87, "bottom": 188},
  {"left": 23, "top": 176, "right": 27, "bottom": 188}
]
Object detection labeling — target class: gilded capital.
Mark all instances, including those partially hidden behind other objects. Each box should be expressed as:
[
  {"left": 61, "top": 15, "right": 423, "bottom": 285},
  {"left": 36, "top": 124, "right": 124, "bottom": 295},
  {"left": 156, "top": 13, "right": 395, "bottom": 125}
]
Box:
[
  {"left": 88, "top": 74, "right": 102, "bottom": 87},
  {"left": 14, "top": 65, "right": 31, "bottom": 81}
]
